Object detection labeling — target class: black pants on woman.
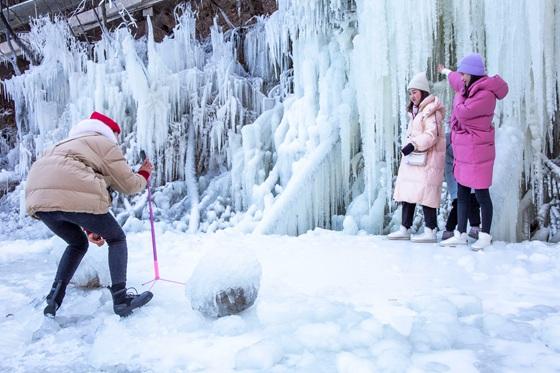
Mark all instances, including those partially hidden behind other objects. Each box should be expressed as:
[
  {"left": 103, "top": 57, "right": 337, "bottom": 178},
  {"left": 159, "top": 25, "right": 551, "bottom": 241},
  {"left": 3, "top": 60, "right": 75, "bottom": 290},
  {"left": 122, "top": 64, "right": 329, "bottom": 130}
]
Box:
[
  {"left": 402, "top": 202, "right": 437, "bottom": 230},
  {"left": 36, "top": 211, "right": 128, "bottom": 286},
  {"left": 457, "top": 183, "right": 493, "bottom": 234},
  {"left": 445, "top": 194, "right": 480, "bottom": 232}
]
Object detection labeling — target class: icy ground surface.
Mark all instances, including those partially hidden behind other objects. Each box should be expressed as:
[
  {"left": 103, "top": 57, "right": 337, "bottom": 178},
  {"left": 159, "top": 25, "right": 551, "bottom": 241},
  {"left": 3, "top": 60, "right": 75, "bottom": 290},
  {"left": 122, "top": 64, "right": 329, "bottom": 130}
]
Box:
[{"left": 1, "top": 228, "right": 559, "bottom": 372}]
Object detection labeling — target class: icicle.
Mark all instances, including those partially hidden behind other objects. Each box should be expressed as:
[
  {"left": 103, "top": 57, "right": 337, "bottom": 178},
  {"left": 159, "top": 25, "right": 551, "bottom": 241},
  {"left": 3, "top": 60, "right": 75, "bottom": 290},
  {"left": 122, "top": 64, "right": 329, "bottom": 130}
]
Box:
[
  {"left": 185, "top": 115, "right": 200, "bottom": 233},
  {"left": 243, "top": 16, "right": 275, "bottom": 81}
]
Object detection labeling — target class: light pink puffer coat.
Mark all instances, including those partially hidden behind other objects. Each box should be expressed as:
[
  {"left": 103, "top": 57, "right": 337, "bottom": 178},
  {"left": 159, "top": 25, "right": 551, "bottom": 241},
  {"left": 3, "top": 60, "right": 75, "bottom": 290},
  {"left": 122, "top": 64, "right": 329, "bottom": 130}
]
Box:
[{"left": 393, "top": 95, "right": 446, "bottom": 208}]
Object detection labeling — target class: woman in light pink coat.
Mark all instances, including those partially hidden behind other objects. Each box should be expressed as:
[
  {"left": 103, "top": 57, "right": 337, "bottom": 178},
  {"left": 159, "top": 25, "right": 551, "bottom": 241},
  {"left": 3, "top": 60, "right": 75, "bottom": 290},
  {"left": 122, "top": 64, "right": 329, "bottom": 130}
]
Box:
[
  {"left": 388, "top": 72, "right": 446, "bottom": 243},
  {"left": 438, "top": 53, "right": 508, "bottom": 250}
]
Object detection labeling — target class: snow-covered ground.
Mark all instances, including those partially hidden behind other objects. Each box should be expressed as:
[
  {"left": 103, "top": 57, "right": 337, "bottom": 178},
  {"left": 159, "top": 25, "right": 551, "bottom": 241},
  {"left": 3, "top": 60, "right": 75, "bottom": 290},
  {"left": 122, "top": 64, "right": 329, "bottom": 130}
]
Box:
[{"left": 1, "top": 228, "right": 559, "bottom": 372}]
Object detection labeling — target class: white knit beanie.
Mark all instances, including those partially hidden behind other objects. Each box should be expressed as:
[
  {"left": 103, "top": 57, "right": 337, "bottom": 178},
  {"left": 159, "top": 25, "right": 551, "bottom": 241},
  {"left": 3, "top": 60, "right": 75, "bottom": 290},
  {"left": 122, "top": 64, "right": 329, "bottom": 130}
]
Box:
[{"left": 407, "top": 72, "right": 431, "bottom": 93}]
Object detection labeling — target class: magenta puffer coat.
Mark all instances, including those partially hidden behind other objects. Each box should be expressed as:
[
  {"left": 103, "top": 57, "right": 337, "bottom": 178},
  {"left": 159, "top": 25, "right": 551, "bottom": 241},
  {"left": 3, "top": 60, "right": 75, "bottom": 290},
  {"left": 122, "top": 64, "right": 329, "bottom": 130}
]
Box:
[{"left": 448, "top": 71, "right": 508, "bottom": 189}]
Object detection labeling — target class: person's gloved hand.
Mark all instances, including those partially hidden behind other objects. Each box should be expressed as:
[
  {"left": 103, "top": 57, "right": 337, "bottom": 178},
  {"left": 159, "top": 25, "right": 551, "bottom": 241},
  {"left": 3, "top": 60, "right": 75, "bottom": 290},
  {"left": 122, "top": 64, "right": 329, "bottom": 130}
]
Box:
[
  {"left": 138, "top": 158, "right": 154, "bottom": 181},
  {"left": 401, "top": 143, "right": 415, "bottom": 156},
  {"left": 87, "top": 232, "right": 105, "bottom": 247}
]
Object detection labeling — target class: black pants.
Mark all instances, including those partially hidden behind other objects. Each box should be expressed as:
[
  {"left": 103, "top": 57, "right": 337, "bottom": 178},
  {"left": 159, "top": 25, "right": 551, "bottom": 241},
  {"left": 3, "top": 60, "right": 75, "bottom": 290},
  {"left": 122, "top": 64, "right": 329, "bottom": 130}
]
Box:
[
  {"left": 402, "top": 202, "right": 437, "bottom": 230},
  {"left": 457, "top": 183, "right": 493, "bottom": 234},
  {"left": 445, "top": 195, "right": 481, "bottom": 232},
  {"left": 36, "top": 211, "right": 128, "bottom": 286}
]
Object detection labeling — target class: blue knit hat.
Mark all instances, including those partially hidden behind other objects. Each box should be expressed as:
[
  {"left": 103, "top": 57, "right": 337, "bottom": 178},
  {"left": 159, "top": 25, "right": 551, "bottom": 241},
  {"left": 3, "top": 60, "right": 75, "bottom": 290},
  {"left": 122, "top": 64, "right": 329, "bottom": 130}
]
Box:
[{"left": 457, "top": 53, "right": 486, "bottom": 76}]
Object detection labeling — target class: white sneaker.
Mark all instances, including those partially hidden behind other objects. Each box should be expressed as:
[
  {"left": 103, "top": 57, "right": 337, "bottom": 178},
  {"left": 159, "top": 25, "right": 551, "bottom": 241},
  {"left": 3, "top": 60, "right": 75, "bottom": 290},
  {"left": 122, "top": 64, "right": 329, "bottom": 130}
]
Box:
[
  {"left": 411, "top": 227, "right": 437, "bottom": 243},
  {"left": 388, "top": 225, "right": 411, "bottom": 240},
  {"left": 439, "top": 230, "right": 468, "bottom": 246},
  {"left": 471, "top": 232, "right": 492, "bottom": 251}
]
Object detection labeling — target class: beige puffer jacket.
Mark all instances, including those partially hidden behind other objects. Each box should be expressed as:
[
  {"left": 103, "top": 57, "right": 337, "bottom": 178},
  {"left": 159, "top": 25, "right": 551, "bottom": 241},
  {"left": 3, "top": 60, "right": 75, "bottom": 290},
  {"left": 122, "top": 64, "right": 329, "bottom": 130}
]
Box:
[
  {"left": 393, "top": 95, "right": 446, "bottom": 208},
  {"left": 26, "top": 131, "right": 146, "bottom": 217}
]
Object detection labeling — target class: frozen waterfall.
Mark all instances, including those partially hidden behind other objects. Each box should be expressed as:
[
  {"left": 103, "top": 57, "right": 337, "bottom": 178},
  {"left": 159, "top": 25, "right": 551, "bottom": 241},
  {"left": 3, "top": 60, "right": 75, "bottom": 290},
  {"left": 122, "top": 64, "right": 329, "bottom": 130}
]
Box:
[{"left": 1, "top": 0, "right": 558, "bottom": 241}]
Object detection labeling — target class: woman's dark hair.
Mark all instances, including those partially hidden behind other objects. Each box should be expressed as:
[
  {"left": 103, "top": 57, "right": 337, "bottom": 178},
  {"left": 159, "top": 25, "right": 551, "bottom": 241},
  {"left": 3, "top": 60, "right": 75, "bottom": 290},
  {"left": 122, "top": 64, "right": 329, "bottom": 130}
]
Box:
[
  {"left": 407, "top": 90, "right": 430, "bottom": 113},
  {"left": 463, "top": 75, "right": 483, "bottom": 97}
]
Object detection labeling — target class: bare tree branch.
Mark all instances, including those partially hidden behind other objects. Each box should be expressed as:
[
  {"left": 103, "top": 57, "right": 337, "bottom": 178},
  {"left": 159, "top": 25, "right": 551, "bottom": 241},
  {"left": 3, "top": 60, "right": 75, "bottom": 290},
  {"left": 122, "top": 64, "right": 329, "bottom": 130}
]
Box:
[
  {"left": 3, "top": 30, "right": 21, "bottom": 75},
  {"left": 209, "top": 0, "right": 236, "bottom": 30},
  {"left": 0, "top": 0, "right": 39, "bottom": 65},
  {"left": 92, "top": 1, "right": 110, "bottom": 38}
]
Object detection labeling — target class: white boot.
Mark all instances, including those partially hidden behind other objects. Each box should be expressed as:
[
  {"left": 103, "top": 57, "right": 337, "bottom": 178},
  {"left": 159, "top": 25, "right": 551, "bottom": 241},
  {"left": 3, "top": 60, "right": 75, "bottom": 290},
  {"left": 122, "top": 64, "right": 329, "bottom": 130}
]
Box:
[
  {"left": 471, "top": 232, "right": 492, "bottom": 251},
  {"left": 388, "top": 225, "right": 411, "bottom": 240},
  {"left": 439, "top": 230, "right": 468, "bottom": 246},
  {"left": 411, "top": 227, "right": 437, "bottom": 243}
]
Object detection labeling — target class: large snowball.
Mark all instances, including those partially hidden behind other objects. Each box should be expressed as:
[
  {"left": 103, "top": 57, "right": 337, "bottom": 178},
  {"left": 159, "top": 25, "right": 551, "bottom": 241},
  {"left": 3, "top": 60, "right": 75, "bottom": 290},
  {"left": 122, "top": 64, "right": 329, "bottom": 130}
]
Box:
[
  {"left": 186, "top": 246, "right": 261, "bottom": 317},
  {"left": 68, "top": 247, "right": 111, "bottom": 288}
]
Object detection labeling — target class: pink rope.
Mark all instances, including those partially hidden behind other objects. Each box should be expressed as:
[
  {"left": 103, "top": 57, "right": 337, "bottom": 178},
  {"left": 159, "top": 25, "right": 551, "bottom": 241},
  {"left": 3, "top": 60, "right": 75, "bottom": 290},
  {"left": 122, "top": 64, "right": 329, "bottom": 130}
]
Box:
[
  {"left": 147, "top": 180, "right": 160, "bottom": 279},
  {"left": 142, "top": 176, "right": 185, "bottom": 288}
]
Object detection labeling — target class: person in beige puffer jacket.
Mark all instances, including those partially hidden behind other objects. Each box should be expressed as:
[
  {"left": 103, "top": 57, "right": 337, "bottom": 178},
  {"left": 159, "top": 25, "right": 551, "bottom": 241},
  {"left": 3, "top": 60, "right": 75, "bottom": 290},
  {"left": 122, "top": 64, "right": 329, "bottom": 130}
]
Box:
[
  {"left": 26, "top": 111, "right": 154, "bottom": 318},
  {"left": 388, "top": 72, "right": 446, "bottom": 243}
]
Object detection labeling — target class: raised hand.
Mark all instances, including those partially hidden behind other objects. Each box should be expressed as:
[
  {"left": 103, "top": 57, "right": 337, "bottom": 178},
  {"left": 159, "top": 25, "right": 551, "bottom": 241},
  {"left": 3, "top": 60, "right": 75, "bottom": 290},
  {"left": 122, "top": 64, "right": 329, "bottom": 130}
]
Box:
[
  {"left": 401, "top": 143, "right": 415, "bottom": 156},
  {"left": 139, "top": 158, "right": 154, "bottom": 176}
]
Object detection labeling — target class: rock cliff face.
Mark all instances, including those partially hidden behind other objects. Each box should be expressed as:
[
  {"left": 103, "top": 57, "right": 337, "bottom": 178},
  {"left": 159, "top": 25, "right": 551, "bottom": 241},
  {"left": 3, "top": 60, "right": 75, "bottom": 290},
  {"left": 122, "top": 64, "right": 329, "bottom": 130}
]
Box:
[{"left": 131, "top": 0, "right": 277, "bottom": 41}]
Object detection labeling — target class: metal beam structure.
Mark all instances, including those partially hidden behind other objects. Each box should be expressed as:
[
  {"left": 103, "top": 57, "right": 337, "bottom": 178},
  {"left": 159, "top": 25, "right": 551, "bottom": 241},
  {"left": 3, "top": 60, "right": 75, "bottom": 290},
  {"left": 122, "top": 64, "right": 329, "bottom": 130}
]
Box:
[
  {"left": 68, "top": 0, "right": 165, "bottom": 33},
  {"left": 0, "top": 0, "right": 167, "bottom": 59},
  {"left": 0, "top": 0, "right": 84, "bottom": 33}
]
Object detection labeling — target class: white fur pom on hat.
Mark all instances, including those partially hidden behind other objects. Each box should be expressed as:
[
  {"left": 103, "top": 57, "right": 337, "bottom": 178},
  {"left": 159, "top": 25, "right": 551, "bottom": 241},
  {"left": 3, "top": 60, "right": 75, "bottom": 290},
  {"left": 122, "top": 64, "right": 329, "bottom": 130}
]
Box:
[{"left": 407, "top": 72, "right": 431, "bottom": 93}]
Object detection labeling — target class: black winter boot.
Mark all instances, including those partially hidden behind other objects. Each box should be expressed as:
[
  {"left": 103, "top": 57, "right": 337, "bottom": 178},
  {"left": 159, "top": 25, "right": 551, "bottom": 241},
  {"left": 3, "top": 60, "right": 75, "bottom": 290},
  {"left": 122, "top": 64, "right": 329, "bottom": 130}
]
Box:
[
  {"left": 110, "top": 283, "right": 153, "bottom": 317},
  {"left": 44, "top": 281, "right": 67, "bottom": 317}
]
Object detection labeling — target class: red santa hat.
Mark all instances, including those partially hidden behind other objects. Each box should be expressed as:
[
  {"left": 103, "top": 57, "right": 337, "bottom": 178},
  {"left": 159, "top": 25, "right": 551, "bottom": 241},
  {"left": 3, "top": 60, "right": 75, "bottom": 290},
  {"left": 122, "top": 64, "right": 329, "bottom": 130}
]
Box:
[{"left": 90, "top": 111, "right": 121, "bottom": 134}]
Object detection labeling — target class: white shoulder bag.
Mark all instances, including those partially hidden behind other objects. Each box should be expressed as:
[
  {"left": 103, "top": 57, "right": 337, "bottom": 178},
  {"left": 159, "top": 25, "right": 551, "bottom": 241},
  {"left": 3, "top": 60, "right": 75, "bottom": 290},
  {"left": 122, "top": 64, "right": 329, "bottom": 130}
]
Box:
[
  {"left": 405, "top": 109, "right": 440, "bottom": 167},
  {"left": 406, "top": 151, "right": 427, "bottom": 166}
]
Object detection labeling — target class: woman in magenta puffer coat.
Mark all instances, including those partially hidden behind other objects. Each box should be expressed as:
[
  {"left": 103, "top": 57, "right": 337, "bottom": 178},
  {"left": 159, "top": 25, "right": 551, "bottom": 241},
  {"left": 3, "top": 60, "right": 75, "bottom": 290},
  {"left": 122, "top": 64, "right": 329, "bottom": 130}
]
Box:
[{"left": 438, "top": 53, "right": 508, "bottom": 250}]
